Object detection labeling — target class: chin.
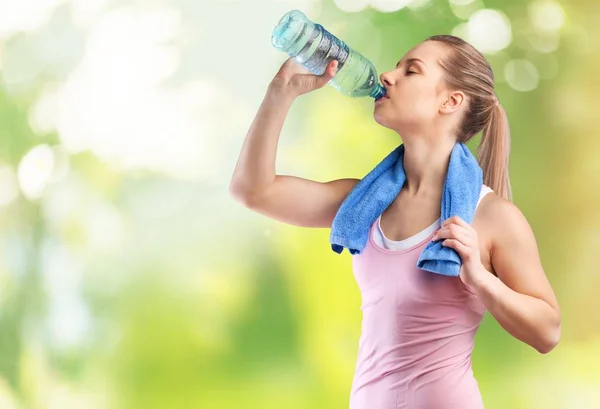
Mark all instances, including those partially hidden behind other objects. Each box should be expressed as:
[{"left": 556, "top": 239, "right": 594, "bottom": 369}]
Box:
[{"left": 373, "top": 109, "right": 395, "bottom": 130}]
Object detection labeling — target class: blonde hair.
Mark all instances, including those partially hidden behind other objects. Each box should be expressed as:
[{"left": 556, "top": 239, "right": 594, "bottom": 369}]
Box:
[{"left": 427, "top": 35, "right": 512, "bottom": 202}]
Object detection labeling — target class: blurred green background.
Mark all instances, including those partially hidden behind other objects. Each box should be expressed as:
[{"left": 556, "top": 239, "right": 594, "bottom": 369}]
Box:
[{"left": 0, "top": 0, "right": 598, "bottom": 408}]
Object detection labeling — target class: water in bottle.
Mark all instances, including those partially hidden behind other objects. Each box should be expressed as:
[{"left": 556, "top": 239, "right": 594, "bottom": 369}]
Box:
[{"left": 271, "top": 10, "right": 386, "bottom": 100}]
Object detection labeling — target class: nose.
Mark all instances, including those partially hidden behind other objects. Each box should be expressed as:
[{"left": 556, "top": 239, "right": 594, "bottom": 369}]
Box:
[{"left": 380, "top": 71, "right": 395, "bottom": 88}]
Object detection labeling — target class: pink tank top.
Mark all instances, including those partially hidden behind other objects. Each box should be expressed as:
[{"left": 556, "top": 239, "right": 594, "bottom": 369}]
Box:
[{"left": 349, "top": 186, "right": 492, "bottom": 409}]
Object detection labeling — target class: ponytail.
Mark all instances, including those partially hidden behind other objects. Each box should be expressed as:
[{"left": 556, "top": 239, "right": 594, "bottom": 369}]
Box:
[
  {"left": 426, "top": 34, "right": 513, "bottom": 201},
  {"left": 477, "top": 102, "right": 512, "bottom": 202}
]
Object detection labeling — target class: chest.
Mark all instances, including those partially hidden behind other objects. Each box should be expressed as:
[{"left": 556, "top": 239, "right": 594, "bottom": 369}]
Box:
[
  {"left": 380, "top": 192, "right": 440, "bottom": 242},
  {"left": 352, "top": 242, "right": 486, "bottom": 325},
  {"left": 379, "top": 192, "right": 494, "bottom": 275}
]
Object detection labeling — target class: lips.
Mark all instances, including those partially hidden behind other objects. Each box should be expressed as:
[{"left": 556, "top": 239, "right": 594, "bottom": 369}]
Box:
[{"left": 375, "top": 94, "right": 389, "bottom": 104}]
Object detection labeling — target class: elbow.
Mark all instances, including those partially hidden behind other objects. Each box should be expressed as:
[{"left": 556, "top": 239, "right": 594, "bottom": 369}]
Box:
[
  {"left": 229, "top": 180, "right": 251, "bottom": 206},
  {"left": 536, "top": 338, "right": 559, "bottom": 355},
  {"left": 536, "top": 323, "right": 561, "bottom": 354},
  {"left": 229, "top": 180, "right": 262, "bottom": 209}
]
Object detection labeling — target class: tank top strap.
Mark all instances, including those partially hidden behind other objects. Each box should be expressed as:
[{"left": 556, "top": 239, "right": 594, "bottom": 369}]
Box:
[{"left": 476, "top": 185, "right": 494, "bottom": 207}]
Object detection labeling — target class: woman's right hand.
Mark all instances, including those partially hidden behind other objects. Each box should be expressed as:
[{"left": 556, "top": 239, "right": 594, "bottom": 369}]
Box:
[{"left": 269, "top": 58, "right": 338, "bottom": 98}]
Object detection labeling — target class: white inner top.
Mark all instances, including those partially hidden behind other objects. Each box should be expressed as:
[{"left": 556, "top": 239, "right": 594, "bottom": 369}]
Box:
[{"left": 373, "top": 185, "right": 494, "bottom": 251}]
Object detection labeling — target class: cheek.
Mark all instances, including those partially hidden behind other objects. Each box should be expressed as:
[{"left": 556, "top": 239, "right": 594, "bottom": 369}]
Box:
[
  {"left": 373, "top": 85, "right": 437, "bottom": 126},
  {"left": 403, "top": 91, "right": 438, "bottom": 120},
  {"left": 410, "top": 98, "right": 435, "bottom": 117},
  {"left": 396, "top": 80, "right": 434, "bottom": 109},
  {"left": 391, "top": 96, "right": 429, "bottom": 122}
]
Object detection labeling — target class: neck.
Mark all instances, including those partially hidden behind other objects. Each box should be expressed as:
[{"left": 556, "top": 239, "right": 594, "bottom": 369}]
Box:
[{"left": 402, "top": 137, "right": 456, "bottom": 196}]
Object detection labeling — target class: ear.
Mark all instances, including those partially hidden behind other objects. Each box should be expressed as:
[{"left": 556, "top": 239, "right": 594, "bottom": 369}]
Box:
[{"left": 440, "top": 90, "right": 466, "bottom": 114}]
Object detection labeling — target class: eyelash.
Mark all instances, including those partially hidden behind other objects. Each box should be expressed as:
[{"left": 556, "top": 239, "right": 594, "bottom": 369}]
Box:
[{"left": 406, "top": 70, "right": 417, "bottom": 75}]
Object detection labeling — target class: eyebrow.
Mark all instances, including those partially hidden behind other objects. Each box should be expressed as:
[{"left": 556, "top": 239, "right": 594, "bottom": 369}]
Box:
[{"left": 396, "top": 58, "right": 427, "bottom": 68}]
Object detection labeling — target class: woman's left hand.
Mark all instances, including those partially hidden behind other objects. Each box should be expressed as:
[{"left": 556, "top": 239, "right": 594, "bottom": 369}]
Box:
[{"left": 431, "top": 216, "right": 487, "bottom": 288}]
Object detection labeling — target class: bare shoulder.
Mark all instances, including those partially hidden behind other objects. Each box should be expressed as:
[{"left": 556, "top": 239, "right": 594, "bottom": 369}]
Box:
[
  {"left": 476, "top": 192, "right": 533, "bottom": 243},
  {"left": 477, "top": 192, "right": 526, "bottom": 225},
  {"left": 476, "top": 192, "right": 554, "bottom": 298},
  {"left": 473, "top": 191, "right": 537, "bottom": 277}
]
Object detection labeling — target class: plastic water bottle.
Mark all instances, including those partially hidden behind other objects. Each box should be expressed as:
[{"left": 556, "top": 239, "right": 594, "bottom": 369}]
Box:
[{"left": 271, "top": 10, "right": 386, "bottom": 100}]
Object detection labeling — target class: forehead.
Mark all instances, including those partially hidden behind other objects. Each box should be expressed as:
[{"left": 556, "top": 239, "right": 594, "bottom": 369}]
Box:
[{"left": 398, "top": 41, "right": 449, "bottom": 68}]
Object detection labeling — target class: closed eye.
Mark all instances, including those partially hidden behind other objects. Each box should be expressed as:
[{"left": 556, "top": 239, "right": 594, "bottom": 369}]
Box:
[{"left": 406, "top": 70, "right": 417, "bottom": 75}]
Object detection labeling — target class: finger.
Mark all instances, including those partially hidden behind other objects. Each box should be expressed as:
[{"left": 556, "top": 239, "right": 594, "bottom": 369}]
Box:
[
  {"left": 328, "top": 59, "right": 339, "bottom": 76},
  {"left": 278, "top": 57, "right": 310, "bottom": 76},
  {"left": 442, "top": 238, "right": 478, "bottom": 262},
  {"left": 314, "top": 60, "right": 338, "bottom": 88},
  {"left": 442, "top": 216, "right": 469, "bottom": 228},
  {"left": 278, "top": 57, "right": 294, "bottom": 73},
  {"left": 441, "top": 239, "right": 467, "bottom": 254},
  {"left": 432, "top": 225, "right": 469, "bottom": 242}
]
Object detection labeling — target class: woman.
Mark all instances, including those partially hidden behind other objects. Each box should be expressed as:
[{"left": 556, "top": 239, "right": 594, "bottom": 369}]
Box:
[{"left": 230, "top": 35, "right": 561, "bottom": 409}]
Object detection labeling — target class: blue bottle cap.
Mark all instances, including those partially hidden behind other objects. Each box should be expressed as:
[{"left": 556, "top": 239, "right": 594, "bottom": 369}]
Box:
[{"left": 371, "top": 84, "right": 386, "bottom": 100}]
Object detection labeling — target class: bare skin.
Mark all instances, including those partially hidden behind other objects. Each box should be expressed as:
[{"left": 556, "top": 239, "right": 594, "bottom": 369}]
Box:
[
  {"left": 230, "top": 41, "right": 561, "bottom": 354},
  {"left": 229, "top": 58, "right": 359, "bottom": 228}
]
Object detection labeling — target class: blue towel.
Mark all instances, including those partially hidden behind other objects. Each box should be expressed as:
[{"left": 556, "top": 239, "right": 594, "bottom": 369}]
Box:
[{"left": 330, "top": 143, "right": 483, "bottom": 277}]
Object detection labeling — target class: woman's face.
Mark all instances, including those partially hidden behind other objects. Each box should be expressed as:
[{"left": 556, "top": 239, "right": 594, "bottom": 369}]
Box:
[{"left": 373, "top": 41, "right": 455, "bottom": 136}]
